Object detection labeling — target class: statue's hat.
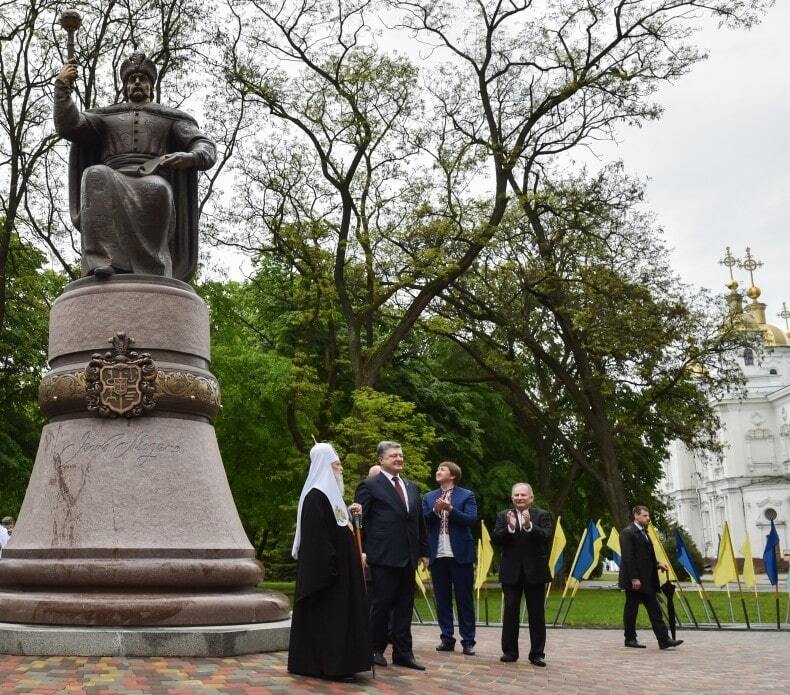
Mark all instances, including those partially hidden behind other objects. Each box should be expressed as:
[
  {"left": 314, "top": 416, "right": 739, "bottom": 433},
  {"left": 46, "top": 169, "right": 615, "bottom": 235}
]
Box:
[{"left": 120, "top": 51, "right": 157, "bottom": 87}]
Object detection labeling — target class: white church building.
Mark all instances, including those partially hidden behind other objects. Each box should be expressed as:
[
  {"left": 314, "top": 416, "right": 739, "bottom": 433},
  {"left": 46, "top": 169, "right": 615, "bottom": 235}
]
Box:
[{"left": 661, "top": 252, "right": 790, "bottom": 564}]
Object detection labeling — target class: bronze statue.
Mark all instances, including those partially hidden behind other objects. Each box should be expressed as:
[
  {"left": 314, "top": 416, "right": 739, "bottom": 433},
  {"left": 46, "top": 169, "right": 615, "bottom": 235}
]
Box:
[{"left": 54, "top": 52, "right": 217, "bottom": 280}]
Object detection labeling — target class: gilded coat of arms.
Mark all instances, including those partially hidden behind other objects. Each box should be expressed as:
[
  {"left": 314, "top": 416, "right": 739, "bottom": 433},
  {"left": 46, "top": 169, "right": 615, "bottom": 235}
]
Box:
[{"left": 85, "top": 332, "right": 156, "bottom": 417}]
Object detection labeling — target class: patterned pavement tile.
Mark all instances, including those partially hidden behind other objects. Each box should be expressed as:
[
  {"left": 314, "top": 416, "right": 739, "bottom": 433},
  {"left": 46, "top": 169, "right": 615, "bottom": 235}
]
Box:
[{"left": 1, "top": 625, "right": 789, "bottom": 694}]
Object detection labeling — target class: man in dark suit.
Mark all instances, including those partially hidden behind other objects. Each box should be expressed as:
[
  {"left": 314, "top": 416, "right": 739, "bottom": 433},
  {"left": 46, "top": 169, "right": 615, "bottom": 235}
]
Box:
[
  {"left": 355, "top": 441, "right": 429, "bottom": 670},
  {"left": 618, "top": 505, "right": 683, "bottom": 649},
  {"left": 491, "top": 482, "right": 552, "bottom": 666},
  {"left": 422, "top": 461, "right": 477, "bottom": 655}
]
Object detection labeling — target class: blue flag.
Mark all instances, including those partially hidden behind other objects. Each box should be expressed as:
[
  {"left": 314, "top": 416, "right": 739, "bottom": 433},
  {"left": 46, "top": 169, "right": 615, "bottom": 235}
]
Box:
[
  {"left": 675, "top": 528, "right": 701, "bottom": 584},
  {"left": 571, "top": 520, "right": 600, "bottom": 581},
  {"left": 763, "top": 520, "right": 780, "bottom": 586},
  {"left": 553, "top": 552, "right": 564, "bottom": 576}
]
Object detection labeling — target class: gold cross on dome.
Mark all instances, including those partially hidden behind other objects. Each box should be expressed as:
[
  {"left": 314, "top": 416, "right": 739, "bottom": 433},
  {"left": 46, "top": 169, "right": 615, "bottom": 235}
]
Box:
[
  {"left": 718, "top": 246, "right": 740, "bottom": 281},
  {"left": 739, "top": 247, "right": 763, "bottom": 286},
  {"left": 779, "top": 302, "right": 790, "bottom": 331}
]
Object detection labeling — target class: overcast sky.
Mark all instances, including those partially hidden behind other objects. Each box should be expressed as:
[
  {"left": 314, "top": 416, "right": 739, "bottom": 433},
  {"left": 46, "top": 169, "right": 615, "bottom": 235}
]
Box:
[{"left": 603, "top": 2, "right": 790, "bottom": 329}]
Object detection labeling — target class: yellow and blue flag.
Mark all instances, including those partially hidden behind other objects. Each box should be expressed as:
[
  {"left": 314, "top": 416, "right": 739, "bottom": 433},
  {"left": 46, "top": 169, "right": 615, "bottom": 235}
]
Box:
[
  {"left": 606, "top": 526, "right": 621, "bottom": 565},
  {"left": 549, "top": 516, "right": 567, "bottom": 579},
  {"left": 572, "top": 520, "right": 601, "bottom": 581}
]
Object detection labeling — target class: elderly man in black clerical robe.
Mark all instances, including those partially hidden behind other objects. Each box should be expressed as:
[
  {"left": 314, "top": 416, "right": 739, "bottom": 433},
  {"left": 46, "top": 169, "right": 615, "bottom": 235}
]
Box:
[
  {"left": 288, "top": 443, "right": 371, "bottom": 682},
  {"left": 54, "top": 51, "right": 216, "bottom": 280}
]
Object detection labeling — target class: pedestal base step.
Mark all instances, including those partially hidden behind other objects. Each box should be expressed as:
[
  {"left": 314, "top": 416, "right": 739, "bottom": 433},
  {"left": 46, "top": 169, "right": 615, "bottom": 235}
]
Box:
[
  {"left": 0, "top": 619, "right": 291, "bottom": 657},
  {"left": 0, "top": 589, "right": 289, "bottom": 626}
]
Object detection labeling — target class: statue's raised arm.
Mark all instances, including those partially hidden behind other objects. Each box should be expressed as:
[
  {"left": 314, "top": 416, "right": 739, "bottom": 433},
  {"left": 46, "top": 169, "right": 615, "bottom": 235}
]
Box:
[{"left": 53, "top": 52, "right": 217, "bottom": 281}]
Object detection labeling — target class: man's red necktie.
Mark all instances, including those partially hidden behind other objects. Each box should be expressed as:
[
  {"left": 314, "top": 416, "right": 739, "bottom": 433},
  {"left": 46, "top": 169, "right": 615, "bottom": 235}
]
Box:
[{"left": 392, "top": 476, "right": 407, "bottom": 506}]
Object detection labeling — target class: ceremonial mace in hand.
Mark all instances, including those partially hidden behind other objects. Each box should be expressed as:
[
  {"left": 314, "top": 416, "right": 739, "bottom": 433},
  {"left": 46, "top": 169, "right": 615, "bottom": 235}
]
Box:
[{"left": 60, "top": 9, "right": 82, "bottom": 61}]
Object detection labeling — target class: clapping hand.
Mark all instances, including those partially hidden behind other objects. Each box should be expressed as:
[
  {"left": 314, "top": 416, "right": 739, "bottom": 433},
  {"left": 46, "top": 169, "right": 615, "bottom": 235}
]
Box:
[
  {"left": 521, "top": 509, "right": 531, "bottom": 529},
  {"left": 507, "top": 510, "right": 517, "bottom": 530}
]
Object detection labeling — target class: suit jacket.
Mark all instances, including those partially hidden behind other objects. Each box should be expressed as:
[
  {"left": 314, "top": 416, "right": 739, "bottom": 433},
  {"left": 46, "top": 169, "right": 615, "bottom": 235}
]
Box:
[
  {"left": 355, "top": 472, "right": 429, "bottom": 568},
  {"left": 618, "top": 523, "right": 661, "bottom": 593},
  {"left": 491, "top": 506, "right": 552, "bottom": 585},
  {"left": 422, "top": 486, "right": 477, "bottom": 565}
]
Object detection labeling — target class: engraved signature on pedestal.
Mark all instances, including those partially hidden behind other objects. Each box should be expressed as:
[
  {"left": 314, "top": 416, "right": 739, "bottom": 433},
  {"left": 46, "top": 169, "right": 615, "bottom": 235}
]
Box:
[{"left": 58, "top": 429, "right": 184, "bottom": 464}]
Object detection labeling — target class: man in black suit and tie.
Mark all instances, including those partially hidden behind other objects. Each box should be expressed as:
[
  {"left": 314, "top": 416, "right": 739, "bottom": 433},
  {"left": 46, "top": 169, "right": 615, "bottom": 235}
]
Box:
[
  {"left": 491, "top": 482, "right": 552, "bottom": 667},
  {"left": 619, "top": 505, "right": 683, "bottom": 650},
  {"left": 355, "top": 441, "right": 429, "bottom": 670}
]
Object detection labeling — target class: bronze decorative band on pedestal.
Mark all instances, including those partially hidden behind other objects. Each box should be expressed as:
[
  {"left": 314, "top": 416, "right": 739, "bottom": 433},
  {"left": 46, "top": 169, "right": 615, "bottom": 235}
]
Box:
[{"left": 40, "top": 367, "right": 221, "bottom": 420}]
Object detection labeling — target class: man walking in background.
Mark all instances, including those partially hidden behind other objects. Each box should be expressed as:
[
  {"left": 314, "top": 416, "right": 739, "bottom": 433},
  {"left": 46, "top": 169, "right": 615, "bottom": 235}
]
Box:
[
  {"left": 619, "top": 505, "right": 683, "bottom": 650},
  {"left": 492, "top": 483, "right": 552, "bottom": 667},
  {"left": 355, "top": 441, "right": 429, "bottom": 670},
  {"left": 423, "top": 461, "right": 478, "bottom": 655}
]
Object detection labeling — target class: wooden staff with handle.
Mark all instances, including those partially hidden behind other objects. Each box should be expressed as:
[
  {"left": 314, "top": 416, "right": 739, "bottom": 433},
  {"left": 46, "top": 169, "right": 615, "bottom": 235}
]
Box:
[{"left": 351, "top": 510, "right": 375, "bottom": 678}]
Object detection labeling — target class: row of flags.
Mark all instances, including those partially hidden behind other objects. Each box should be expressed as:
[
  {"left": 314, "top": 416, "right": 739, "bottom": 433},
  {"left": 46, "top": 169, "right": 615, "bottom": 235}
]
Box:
[{"left": 418, "top": 516, "right": 784, "bottom": 598}]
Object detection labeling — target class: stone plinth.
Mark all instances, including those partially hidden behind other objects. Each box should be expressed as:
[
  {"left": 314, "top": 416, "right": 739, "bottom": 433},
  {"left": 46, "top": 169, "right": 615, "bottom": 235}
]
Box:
[
  {"left": 0, "top": 620, "right": 291, "bottom": 657},
  {"left": 0, "top": 275, "right": 289, "bottom": 633}
]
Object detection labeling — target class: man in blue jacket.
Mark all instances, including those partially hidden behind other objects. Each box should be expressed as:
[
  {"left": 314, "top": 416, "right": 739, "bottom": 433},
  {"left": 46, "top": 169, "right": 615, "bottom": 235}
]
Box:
[{"left": 422, "top": 462, "right": 478, "bottom": 655}]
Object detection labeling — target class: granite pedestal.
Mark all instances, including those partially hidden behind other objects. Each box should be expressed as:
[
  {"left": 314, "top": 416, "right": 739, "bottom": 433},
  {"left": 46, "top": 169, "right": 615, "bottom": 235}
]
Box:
[{"left": 0, "top": 275, "right": 289, "bottom": 654}]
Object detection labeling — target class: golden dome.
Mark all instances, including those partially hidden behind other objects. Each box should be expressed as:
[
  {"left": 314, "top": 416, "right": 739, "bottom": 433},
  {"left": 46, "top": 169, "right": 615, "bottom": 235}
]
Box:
[{"left": 743, "top": 300, "right": 788, "bottom": 347}]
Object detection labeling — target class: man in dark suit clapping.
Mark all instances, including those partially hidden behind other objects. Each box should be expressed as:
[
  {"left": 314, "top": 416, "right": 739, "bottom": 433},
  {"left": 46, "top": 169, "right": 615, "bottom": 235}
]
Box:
[
  {"left": 355, "top": 441, "right": 429, "bottom": 670},
  {"left": 619, "top": 505, "right": 683, "bottom": 650},
  {"left": 491, "top": 482, "right": 552, "bottom": 667}
]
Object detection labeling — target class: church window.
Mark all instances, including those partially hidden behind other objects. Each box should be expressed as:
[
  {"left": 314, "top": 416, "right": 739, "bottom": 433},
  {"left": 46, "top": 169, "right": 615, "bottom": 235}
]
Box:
[
  {"left": 743, "top": 348, "right": 754, "bottom": 366},
  {"left": 769, "top": 368, "right": 778, "bottom": 375}
]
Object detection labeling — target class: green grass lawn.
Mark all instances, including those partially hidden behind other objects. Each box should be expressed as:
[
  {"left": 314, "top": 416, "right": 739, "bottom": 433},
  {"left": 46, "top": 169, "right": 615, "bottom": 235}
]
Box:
[{"left": 262, "top": 581, "right": 790, "bottom": 628}]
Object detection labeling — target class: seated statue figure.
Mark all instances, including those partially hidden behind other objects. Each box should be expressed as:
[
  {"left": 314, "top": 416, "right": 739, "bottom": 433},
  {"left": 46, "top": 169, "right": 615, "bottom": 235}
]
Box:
[{"left": 54, "top": 52, "right": 217, "bottom": 280}]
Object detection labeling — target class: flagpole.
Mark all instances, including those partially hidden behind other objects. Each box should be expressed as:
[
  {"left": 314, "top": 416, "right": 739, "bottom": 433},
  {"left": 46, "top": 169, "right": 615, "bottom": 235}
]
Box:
[
  {"left": 484, "top": 585, "right": 489, "bottom": 626},
  {"left": 561, "top": 579, "right": 581, "bottom": 626},
  {"left": 733, "top": 571, "right": 751, "bottom": 629},
  {"left": 554, "top": 526, "right": 587, "bottom": 626},
  {"left": 775, "top": 581, "right": 780, "bottom": 630},
  {"left": 753, "top": 585, "right": 762, "bottom": 624},
  {"left": 696, "top": 583, "right": 712, "bottom": 623},
  {"left": 676, "top": 583, "right": 698, "bottom": 628},
  {"left": 726, "top": 584, "right": 735, "bottom": 623},
  {"left": 700, "top": 583, "right": 721, "bottom": 628}
]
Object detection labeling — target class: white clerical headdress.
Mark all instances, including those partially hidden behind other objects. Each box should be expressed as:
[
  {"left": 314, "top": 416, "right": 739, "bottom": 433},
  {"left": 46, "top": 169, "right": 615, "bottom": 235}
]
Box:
[{"left": 291, "top": 442, "right": 349, "bottom": 559}]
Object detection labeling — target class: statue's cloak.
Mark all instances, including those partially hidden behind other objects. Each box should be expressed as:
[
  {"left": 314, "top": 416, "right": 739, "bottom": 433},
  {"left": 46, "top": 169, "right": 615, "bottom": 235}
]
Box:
[{"left": 67, "top": 102, "right": 201, "bottom": 282}]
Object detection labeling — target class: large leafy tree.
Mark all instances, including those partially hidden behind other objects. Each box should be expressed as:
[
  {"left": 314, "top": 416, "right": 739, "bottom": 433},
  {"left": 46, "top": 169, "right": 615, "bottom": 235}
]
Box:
[{"left": 433, "top": 167, "right": 748, "bottom": 526}]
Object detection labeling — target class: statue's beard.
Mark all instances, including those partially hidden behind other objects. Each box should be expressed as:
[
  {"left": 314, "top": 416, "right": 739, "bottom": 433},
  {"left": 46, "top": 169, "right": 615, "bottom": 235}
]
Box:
[{"left": 334, "top": 473, "right": 345, "bottom": 497}]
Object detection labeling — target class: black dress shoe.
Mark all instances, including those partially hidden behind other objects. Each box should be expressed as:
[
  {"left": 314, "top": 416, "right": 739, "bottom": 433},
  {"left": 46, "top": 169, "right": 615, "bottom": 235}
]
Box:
[
  {"left": 659, "top": 639, "right": 684, "bottom": 649},
  {"left": 500, "top": 654, "right": 518, "bottom": 662},
  {"left": 462, "top": 645, "right": 475, "bottom": 656},
  {"left": 92, "top": 265, "right": 115, "bottom": 279},
  {"left": 324, "top": 674, "right": 357, "bottom": 682},
  {"left": 392, "top": 656, "right": 426, "bottom": 671},
  {"left": 529, "top": 657, "right": 546, "bottom": 667},
  {"left": 624, "top": 640, "right": 647, "bottom": 648},
  {"left": 435, "top": 641, "right": 455, "bottom": 652},
  {"left": 372, "top": 650, "right": 388, "bottom": 667}
]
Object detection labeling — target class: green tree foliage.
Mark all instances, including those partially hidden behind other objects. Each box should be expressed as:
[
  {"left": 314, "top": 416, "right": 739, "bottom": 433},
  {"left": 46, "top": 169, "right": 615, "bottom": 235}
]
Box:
[
  {"left": 0, "top": 233, "right": 65, "bottom": 514},
  {"left": 335, "top": 387, "right": 437, "bottom": 494}
]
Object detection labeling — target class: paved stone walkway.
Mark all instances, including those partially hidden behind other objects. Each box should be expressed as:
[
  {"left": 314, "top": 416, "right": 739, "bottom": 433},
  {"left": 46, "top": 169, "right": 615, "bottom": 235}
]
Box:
[{"left": 1, "top": 625, "right": 788, "bottom": 694}]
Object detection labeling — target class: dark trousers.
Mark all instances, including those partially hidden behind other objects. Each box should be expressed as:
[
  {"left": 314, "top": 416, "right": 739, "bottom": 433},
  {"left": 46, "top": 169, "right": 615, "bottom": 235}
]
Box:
[
  {"left": 430, "top": 557, "right": 476, "bottom": 646},
  {"left": 623, "top": 589, "right": 670, "bottom": 643},
  {"left": 501, "top": 573, "right": 546, "bottom": 659},
  {"left": 369, "top": 563, "right": 416, "bottom": 657}
]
